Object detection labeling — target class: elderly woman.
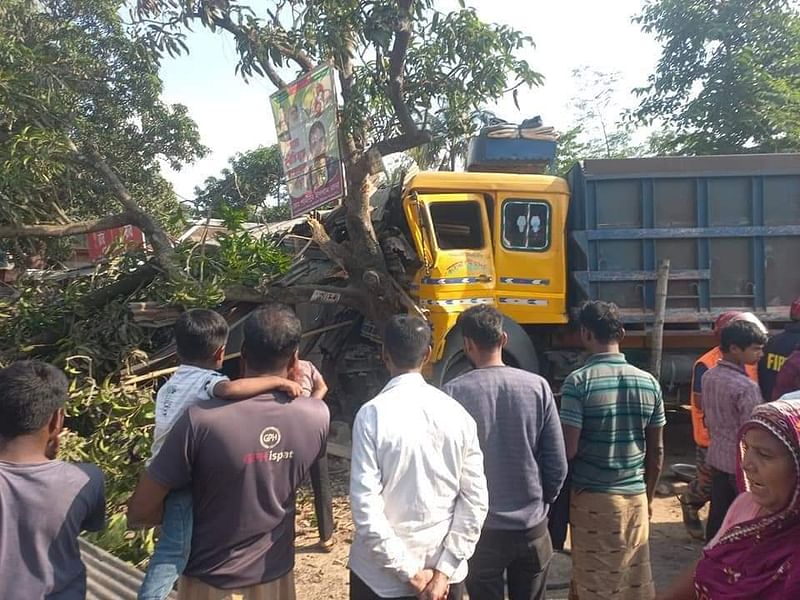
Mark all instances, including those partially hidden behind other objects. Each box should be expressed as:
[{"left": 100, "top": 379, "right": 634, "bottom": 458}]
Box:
[{"left": 659, "top": 398, "right": 800, "bottom": 599}]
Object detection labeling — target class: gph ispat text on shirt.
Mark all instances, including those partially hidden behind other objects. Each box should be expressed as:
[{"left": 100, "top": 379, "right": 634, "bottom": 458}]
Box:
[{"left": 243, "top": 449, "right": 295, "bottom": 465}]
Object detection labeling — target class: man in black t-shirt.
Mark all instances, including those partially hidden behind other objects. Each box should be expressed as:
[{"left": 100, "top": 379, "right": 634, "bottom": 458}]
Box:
[
  {"left": 128, "top": 305, "right": 329, "bottom": 599},
  {"left": 759, "top": 298, "right": 800, "bottom": 400}
]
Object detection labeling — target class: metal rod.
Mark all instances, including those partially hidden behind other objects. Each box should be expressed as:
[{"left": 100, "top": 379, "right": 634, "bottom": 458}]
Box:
[{"left": 649, "top": 258, "right": 671, "bottom": 379}]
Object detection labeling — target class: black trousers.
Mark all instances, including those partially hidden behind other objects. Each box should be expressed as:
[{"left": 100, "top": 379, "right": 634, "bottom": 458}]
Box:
[
  {"left": 706, "top": 468, "right": 738, "bottom": 542},
  {"left": 309, "top": 441, "right": 334, "bottom": 541},
  {"left": 466, "top": 524, "right": 553, "bottom": 600},
  {"left": 548, "top": 471, "right": 571, "bottom": 551},
  {"left": 349, "top": 571, "right": 465, "bottom": 599}
]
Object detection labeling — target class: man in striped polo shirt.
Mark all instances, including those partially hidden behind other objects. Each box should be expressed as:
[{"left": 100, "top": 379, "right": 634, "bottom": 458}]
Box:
[{"left": 560, "top": 301, "right": 665, "bottom": 600}]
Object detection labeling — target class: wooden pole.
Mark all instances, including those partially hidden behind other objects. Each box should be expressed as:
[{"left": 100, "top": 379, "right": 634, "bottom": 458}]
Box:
[{"left": 650, "top": 258, "right": 671, "bottom": 379}]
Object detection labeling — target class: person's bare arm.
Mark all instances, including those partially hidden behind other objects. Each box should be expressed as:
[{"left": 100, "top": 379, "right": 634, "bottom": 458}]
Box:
[
  {"left": 213, "top": 376, "right": 301, "bottom": 401},
  {"left": 562, "top": 425, "right": 581, "bottom": 461},
  {"left": 645, "top": 425, "right": 665, "bottom": 513},
  {"left": 558, "top": 375, "right": 583, "bottom": 462},
  {"left": 126, "top": 473, "right": 171, "bottom": 528},
  {"left": 310, "top": 376, "right": 328, "bottom": 401},
  {"left": 656, "top": 562, "right": 698, "bottom": 600}
]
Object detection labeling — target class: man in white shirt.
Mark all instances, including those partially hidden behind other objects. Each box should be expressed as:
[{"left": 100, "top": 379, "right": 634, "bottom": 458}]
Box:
[{"left": 349, "top": 315, "right": 488, "bottom": 600}]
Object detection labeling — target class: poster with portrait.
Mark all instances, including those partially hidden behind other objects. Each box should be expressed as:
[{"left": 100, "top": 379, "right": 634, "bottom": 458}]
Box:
[{"left": 270, "top": 64, "right": 345, "bottom": 217}]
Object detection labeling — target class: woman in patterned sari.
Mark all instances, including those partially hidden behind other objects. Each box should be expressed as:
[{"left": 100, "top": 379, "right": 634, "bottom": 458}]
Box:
[{"left": 659, "top": 398, "right": 800, "bottom": 599}]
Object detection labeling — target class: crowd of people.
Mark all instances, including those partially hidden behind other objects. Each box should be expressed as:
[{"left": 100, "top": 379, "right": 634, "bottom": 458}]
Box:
[{"left": 1, "top": 299, "right": 800, "bottom": 599}]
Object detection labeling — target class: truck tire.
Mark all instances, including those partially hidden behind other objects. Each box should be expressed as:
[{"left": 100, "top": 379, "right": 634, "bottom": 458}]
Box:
[{"left": 432, "top": 315, "right": 540, "bottom": 386}]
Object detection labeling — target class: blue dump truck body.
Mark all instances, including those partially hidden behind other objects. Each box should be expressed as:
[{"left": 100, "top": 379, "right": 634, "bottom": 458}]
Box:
[{"left": 567, "top": 154, "right": 800, "bottom": 328}]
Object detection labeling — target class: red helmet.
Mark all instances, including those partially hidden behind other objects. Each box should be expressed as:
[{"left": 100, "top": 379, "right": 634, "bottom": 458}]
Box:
[
  {"left": 713, "top": 310, "right": 767, "bottom": 342},
  {"left": 791, "top": 297, "right": 800, "bottom": 321},
  {"left": 713, "top": 311, "right": 743, "bottom": 342}
]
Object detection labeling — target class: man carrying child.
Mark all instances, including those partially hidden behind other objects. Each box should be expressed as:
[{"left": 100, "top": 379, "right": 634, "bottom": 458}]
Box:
[{"left": 129, "top": 304, "right": 328, "bottom": 600}]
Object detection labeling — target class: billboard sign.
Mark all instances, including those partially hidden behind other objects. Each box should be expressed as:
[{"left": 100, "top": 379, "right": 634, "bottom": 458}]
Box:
[{"left": 270, "top": 64, "right": 344, "bottom": 217}]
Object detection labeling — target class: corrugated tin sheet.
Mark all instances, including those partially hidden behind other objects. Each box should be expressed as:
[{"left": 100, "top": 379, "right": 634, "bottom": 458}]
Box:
[{"left": 80, "top": 538, "right": 176, "bottom": 600}]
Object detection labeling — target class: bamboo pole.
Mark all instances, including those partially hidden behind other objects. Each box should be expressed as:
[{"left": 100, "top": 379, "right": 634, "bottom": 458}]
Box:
[{"left": 649, "top": 258, "right": 671, "bottom": 379}]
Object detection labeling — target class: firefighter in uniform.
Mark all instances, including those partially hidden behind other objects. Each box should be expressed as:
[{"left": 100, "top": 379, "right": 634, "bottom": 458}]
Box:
[{"left": 758, "top": 298, "right": 800, "bottom": 401}]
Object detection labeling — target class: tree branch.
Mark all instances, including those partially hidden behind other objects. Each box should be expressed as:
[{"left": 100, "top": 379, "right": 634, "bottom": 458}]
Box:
[
  {"left": 388, "top": 0, "right": 419, "bottom": 135},
  {"left": 373, "top": 131, "right": 432, "bottom": 157},
  {"left": 82, "top": 263, "right": 159, "bottom": 309},
  {"left": 0, "top": 213, "right": 134, "bottom": 239},
  {"left": 211, "top": 13, "right": 313, "bottom": 87},
  {"left": 308, "top": 216, "right": 350, "bottom": 272},
  {"left": 211, "top": 14, "right": 287, "bottom": 88},
  {"left": 72, "top": 141, "right": 182, "bottom": 280},
  {"left": 269, "top": 35, "right": 315, "bottom": 73}
]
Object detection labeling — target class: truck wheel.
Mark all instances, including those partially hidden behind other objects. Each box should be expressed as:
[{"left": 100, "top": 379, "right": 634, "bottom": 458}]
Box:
[{"left": 432, "top": 315, "right": 540, "bottom": 386}]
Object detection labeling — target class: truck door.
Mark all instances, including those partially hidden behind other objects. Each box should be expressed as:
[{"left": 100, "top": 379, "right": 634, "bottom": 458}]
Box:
[
  {"left": 403, "top": 192, "right": 495, "bottom": 359},
  {"left": 408, "top": 192, "right": 495, "bottom": 301},
  {"left": 493, "top": 192, "right": 568, "bottom": 324}
]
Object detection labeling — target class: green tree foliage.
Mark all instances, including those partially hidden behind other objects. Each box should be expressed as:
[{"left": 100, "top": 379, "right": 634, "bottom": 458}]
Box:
[
  {"left": 570, "top": 69, "right": 642, "bottom": 160},
  {"left": 405, "top": 109, "right": 505, "bottom": 171},
  {"left": 552, "top": 69, "right": 644, "bottom": 176},
  {"left": 193, "top": 145, "right": 291, "bottom": 221},
  {"left": 551, "top": 126, "right": 588, "bottom": 177},
  {"left": 634, "top": 0, "right": 800, "bottom": 154},
  {"left": 136, "top": 1, "right": 540, "bottom": 156},
  {"left": 0, "top": 0, "right": 206, "bottom": 264},
  {"left": 0, "top": 222, "right": 290, "bottom": 564},
  {"left": 0, "top": 4, "right": 292, "bottom": 559},
  {"left": 134, "top": 0, "right": 542, "bottom": 322}
]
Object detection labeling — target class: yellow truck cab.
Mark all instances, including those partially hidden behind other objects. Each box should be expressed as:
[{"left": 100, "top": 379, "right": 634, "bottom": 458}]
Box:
[
  {"left": 393, "top": 152, "right": 800, "bottom": 395},
  {"left": 402, "top": 171, "right": 570, "bottom": 376}
]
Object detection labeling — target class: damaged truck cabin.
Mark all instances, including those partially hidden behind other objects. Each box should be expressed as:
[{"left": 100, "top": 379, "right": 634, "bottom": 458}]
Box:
[
  {"left": 374, "top": 152, "right": 800, "bottom": 409},
  {"left": 270, "top": 139, "right": 800, "bottom": 418}
]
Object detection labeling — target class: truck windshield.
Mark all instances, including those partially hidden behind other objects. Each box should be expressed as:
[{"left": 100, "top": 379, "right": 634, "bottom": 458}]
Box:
[
  {"left": 429, "top": 201, "right": 484, "bottom": 250},
  {"left": 502, "top": 200, "right": 550, "bottom": 251}
]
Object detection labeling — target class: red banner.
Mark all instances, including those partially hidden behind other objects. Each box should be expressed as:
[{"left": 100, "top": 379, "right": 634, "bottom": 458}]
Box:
[{"left": 87, "top": 225, "right": 144, "bottom": 260}]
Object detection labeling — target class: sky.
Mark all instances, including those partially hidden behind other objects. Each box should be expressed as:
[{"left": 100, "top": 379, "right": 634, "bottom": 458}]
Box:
[{"left": 158, "top": 0, "right": 661, "bottom": 199}]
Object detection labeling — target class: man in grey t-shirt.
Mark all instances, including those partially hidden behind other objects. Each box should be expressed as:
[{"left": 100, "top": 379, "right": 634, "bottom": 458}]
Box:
[
  {"left": 128, "top": 304, "right": 328, "bottom": 599},
  {"left": 0, "top": 361, "right": 106, "bottom": 600},
  {"left": 444, "top": 306, "right": 567, "bottom": 600}
]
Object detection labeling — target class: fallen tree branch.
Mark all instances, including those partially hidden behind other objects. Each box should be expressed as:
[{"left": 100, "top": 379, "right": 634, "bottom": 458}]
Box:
[
  {"left": 75, "top": 142, "right": 182, "bottom": 281},
  {"left": 81, "top": 263, "right": 159, "bottom": 309},
  {"left": 0, "top": 213, "right": 134, "bottom": 239}
]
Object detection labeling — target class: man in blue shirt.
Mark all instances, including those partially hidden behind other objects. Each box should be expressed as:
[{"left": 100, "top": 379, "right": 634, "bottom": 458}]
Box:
[{"left": 445, "top": 305, "right": 567, "bottom": 600}]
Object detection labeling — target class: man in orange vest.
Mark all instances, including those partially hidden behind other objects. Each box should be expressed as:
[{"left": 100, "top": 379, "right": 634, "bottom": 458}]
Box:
[{"left": 678, "top": 311, "right": 762, "bottom": 539}]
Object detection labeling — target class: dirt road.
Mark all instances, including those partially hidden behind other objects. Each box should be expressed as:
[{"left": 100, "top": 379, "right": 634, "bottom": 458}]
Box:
[{"left": 294, "top": 412, "right": 703, "bottom": 599}]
